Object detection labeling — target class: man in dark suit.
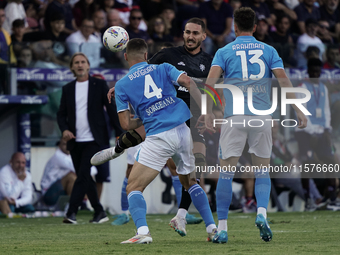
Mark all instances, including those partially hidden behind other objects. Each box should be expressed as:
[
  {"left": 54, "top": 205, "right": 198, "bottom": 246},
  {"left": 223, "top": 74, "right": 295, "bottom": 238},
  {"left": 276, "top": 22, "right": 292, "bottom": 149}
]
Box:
[{"left": 57, "top": 52, "right": 122, "bottom": 224}]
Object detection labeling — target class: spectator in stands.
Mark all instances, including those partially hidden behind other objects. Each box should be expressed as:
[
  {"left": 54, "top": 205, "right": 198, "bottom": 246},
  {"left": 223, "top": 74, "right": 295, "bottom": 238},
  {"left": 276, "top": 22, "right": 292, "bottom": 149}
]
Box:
[
  {"left": 319, "top": 0, "right": 340, "bottom": 41},
  {"left": 40, "top": 139, "right": 77, "bottom": 206},
  {"left": 176, "top": 0, "right": 200, "bottom": 28},
  {"left": 317, "top": 20, "right": 335, "bottom": 44},
  {"left": 73, "top": 0, "right": 97, "bottom": 28},
  {"left": 198, "top": 0, "right": 233, "bottom": 55},
  {"left": 45, "top": 0, "right": 76, "bottom": 35},
  {"left": 105, "top": 9, "right": 123, "bottom": 29},
  {"left": 11, "top": 19, "right": 25, "bottom": 44},
  {"left": 11, "top": 19, "right": 25, "bottom": 58},
  {"left": 254, "top": 15, "right": 273, "bottom": 43},
  {"left": 148, "top": 16, "right": 173, "bottom": 43},
  {"left": 125, "top": 9, "right": 152, "bottom": 44},
  {"left": 270, "top": 15, "right": 296, "bottom": 67},
  {"left": 24, "top": 3, "right": 39, "bottom": 30},
  {"left": 323, "top": 45, "right": 340, "bottom": 69},
  {"left": 114, "top": 0, "right": 142, "bottom": 28},
  {"left": 294, "top": 0, "right": 320, "bottom": 34},
  {"left": 93, "top": 10, "right": 107, "bottom": 39},
  {"left": 99, "top": 0, "right": 117, "bottom": 14},
  {"left": 224, "top": 0, "right": 242, "bottom": 45},
  {"left": 244, "top": 0, "right": 273, "bottom": 25},
  {"left": 267, "top": 0, "right": 297, "bottom": 23},
  {"left": 160, "top": 5, "right": 178, "bottom": 39},
  {"left": 296, "top": 18, "right": 325, "bottom": 68},
  {"left": 16, "top": 47, "right": 39, "bottom": 94},
  {"left": 295, "top": 58, "right": 339, "bottom": 210},
  {"left": 17, "top": 47, "right": 34, "bottom": 68},
  {"left": 0, "top": 152, "right": 35, "bottom": 215},
  {"left": 3, "top": 0, "right": 28, "bottom": 34},
  {"left": 66, "top": 18, "right": 101, "bottom": 68},
  {"left": 0, "top": 8, "right": 16, "bottom": 94}
]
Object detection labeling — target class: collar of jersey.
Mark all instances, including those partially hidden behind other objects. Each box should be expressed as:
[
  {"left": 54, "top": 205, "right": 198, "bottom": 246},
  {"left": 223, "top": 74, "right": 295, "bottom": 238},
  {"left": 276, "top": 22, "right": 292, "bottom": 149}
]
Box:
[
  {"left": 129, "top": 61, "right": 148, "bottom": 71},
  {"left": 235, "top": 36, "right": 254, "bottom": 42}
]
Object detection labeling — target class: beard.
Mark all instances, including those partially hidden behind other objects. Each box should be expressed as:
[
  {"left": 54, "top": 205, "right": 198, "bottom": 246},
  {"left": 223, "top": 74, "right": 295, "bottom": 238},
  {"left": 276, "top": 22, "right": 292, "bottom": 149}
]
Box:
[{"left": 184, "top": 39, "right": 201, "bottom": 52}]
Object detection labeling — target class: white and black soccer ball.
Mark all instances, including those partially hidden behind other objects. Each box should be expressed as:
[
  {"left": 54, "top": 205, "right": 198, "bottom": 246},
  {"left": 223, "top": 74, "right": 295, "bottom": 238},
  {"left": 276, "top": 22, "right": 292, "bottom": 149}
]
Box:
[{"left": 102, "top": 26, "right": 129, "bottom": 52}]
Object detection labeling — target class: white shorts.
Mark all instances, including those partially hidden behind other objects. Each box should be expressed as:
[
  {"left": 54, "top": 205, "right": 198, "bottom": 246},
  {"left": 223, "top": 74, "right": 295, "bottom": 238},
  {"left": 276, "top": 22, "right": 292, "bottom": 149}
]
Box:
[
  {"left": 127, "top": 144, "right": 141, "bottom": 165},
  {"left": 219, "top": 115, "right": 272, "bottom": 159},
  {"left": 136, "top": 123, "right": 195, "bottom": 174}
]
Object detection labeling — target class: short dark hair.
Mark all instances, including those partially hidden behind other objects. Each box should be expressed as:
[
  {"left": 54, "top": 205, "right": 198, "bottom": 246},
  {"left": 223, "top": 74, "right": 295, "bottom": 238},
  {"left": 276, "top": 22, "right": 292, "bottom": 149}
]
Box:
[
  {"left": 234, "top": 7, "right": 256, "bottom": 32},
  {"left": 186, "top": 18, "right": 206, "bottom": 32},
  {"left": 12, "top": 19, "right": 25, "bottom": 28},
  {"left": 126, "top": 38, "right": 148, "bottom": 55},
  {"left": 50, "top": 13, "right": 65, "bottom": 22},
  {"left": 307, "top": 58, "right": 322, "bottom": 69},
  {"left": 306, "top": 46, "right": 320, "bottom": 56}
]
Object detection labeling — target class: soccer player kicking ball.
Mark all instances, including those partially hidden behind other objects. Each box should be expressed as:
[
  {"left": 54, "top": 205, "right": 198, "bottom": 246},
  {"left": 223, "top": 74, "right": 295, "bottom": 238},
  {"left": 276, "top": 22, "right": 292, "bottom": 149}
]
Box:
[
  {"left": 112, "top": 38, "right": 217, "bottom": 244},
  {"left": 204, "top": 7, "right": 307, "bottom": 243}
]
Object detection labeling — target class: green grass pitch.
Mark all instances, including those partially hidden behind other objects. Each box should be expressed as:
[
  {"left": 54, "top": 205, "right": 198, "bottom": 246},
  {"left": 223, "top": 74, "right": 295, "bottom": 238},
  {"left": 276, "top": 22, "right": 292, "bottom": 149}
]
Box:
[{"left": 0, "top": 211, "right": 339, "bottom": 254}]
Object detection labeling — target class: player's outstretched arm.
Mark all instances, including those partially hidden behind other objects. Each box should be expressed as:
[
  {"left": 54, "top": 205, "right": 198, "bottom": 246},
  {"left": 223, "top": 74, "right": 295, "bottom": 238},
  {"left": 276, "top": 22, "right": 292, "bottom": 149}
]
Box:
[
  {"left": 273, "top": 68, "right": 308, "bottom": 129},
  {"left": 204, "top": 66, "right": 224, "bottom": 132},
  {"left": 178, "top": 73, "right": 202, "bottom": 110},
  {"left": 118, "top": 110, "right": 143, "bottom": 131}
]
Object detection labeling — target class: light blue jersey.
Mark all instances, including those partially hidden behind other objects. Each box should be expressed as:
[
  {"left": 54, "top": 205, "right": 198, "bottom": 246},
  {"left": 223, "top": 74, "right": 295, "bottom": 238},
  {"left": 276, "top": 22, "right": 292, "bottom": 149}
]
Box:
[
  {"left": 212, "top": 36, "right": 284, "bottom": 118},
  {"left": 115, "top": 62, "right": 191, "bottom": 136}
]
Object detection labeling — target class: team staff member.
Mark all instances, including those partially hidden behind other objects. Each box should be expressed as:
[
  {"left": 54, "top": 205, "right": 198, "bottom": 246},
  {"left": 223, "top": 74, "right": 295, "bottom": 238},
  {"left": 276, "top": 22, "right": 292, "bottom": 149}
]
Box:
[{"left": 57, "top": 52, "right": 123, "bottom": 224}]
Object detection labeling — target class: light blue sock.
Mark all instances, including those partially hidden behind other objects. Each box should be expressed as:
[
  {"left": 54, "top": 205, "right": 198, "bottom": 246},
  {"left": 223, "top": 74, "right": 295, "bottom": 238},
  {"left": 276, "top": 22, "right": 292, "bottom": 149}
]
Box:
[
  {"left": 254, "top": 169, "right": 271, "bottom": 209},
  {"left": 216, "top": 171, "right": 235, "bottom": 220},
  {"left": 188, "top": 184, "right": 215, "bottom": 227},
  {"left": 121, "top": 177, "right": 129, "bottom": 211},
  {"left": 128, "top": 191, "right": 147, "bottom": 229},
  {"left": 172, "top": 175, "right": 182, "bottom": 207}
]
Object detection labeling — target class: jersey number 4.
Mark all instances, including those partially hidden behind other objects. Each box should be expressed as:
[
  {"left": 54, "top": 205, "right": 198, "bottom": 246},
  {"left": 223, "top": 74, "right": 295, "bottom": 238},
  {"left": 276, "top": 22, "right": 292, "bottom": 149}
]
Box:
[
  {"left": 144, "top": 74, "right": 163, "bottom": 99},
  {"left": 236, "top": 50, "right": 264, "bottom": 81}
]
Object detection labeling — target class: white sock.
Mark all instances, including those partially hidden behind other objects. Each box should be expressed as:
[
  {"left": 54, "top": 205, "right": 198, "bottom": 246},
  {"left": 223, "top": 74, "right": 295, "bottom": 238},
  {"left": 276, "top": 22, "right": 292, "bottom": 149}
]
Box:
[
  {"left": 257, "top": 207, "right": 267, "bottom": 219},
  {"left": 122, "top": 210, "right": 129, "bottom": 216},
  {"left": 206, "top": 223, "right": 217, "bottom": 233},
  {"left": 176, "top": 208, "right": 187, "bottom": 219},
  {"left": 217, "top": 220, "right": 228, "bottom": 232},
  {"left": 137, "top": 226, "right": 149, "bottom": 235}
]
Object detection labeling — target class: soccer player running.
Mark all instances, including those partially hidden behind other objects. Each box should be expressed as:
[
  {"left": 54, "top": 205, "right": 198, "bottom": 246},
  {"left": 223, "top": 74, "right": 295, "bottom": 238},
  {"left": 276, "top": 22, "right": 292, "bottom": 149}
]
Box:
[
  {"left": 113, "top": 38, "right": 216, "bottom": 244},
  {"left": 148, "top": 18, "right": 213, "bottom": 232},
  {"left": 204, "top": 7, "right": 307, "bottom": 243}
]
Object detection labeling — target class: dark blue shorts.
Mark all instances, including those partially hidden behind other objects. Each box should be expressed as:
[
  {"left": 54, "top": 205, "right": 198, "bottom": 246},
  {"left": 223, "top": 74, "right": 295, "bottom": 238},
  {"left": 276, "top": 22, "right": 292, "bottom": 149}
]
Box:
[{"left": 95, "top": 161, "right": 110, "bottom": 183}]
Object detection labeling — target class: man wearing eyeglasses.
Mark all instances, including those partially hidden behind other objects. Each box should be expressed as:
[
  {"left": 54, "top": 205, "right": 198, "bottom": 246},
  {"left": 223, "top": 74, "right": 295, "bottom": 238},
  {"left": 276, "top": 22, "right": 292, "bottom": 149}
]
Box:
[{"left": 125, "top": 9, "right": 153, "bottom": 45}]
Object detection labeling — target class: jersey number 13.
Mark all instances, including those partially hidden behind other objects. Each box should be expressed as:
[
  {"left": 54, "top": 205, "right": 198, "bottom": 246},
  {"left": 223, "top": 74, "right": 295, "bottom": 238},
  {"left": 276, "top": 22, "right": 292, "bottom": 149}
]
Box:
[{"left": 236, "top": 50, "right": 264, "bottom": 81}]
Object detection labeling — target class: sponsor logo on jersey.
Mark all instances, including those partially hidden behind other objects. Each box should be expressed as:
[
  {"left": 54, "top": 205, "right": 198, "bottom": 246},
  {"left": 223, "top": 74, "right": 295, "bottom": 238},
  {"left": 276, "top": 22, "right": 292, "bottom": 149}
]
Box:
[{"left": 177, "top": 62, "right": 185, "bottom": 66}]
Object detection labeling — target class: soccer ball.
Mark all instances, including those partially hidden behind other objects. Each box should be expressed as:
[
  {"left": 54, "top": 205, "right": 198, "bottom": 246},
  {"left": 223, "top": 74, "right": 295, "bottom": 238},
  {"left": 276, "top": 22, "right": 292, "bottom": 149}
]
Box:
[{"left": 102, "top": 26, "right": 129, "bottom": 52}]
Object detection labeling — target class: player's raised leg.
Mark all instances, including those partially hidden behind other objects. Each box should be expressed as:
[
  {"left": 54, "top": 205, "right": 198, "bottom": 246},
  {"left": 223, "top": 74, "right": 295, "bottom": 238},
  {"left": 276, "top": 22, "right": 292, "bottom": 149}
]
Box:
[
  {"left": 91, "top": 129, "right": 144, "bottom": 166},
  {"left": 121, "top": 161, "right": 158, "bottom": 244}
]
